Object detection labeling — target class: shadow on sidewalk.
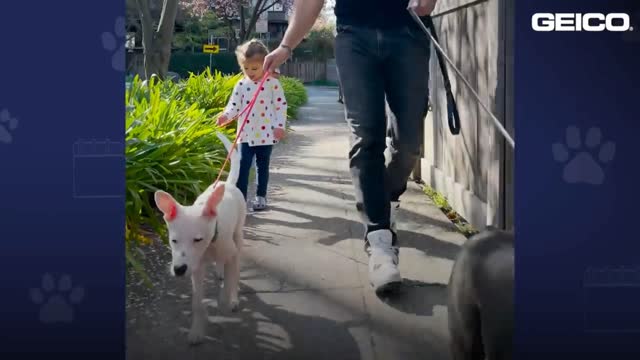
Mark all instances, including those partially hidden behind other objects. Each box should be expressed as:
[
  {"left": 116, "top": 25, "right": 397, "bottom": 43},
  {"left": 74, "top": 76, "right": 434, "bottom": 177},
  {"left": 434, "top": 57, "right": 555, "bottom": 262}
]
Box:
[
  {"left": 261, "top": 205, "right": 460, "bottom": 262},
  {"left": 245, "top": 203, "right": 453, "bottom": 318},
  {"left": 127, "top": 237, "right": 449, "bottom": 360},
  {"left": 378, "top": 280, "right": 449, "bottom": 317},
  {"left": 267, "top": 130, "right": 460, "bottom": 232},
  {"left": 126, "top": 241, "right": 363, "bottom": 360}
]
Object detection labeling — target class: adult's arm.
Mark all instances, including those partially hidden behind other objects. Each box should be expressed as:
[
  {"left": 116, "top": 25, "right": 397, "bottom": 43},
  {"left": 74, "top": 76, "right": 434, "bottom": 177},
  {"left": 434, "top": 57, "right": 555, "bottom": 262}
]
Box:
[{"left": 263, "top": 0, "right": 326, "bottom": 73}]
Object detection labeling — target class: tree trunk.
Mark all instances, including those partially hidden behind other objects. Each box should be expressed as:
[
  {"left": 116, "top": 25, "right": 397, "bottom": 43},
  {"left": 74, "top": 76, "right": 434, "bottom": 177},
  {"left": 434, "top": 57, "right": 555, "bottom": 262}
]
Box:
[
  {"left": 228, "top": 20, "right": 238, "bottom": 49},
  {"left": 239, "top": 5, "right": 246, "bottom": 42},
  {"left": 245, "top": 0, "right": 270, "bottom": 41},
  {"left": 136, "top": 0, "right": 179, "bottom": 80}
]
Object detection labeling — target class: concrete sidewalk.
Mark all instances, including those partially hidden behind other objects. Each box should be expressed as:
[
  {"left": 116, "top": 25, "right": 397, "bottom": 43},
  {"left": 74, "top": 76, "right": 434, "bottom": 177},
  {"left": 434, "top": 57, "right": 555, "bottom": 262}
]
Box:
[{"left": 126, "top": 87, "right": 467, "bottom": 360}]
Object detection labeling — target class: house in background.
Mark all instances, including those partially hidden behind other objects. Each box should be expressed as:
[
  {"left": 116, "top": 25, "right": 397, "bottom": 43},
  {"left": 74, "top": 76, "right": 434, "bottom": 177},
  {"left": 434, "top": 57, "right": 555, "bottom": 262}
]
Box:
[
  {"left": 266, "top": 3, "right": 289, "bottom": 40},
  {"left": 207, "top": 1, "right": 290, "bottom": 51},
  {"left": 253, "top": 1, "right": 289, "bottom": 43}
]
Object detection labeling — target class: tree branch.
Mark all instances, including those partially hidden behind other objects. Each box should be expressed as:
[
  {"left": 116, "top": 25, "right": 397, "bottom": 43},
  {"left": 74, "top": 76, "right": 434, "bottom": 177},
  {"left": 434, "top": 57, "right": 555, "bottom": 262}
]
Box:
[
  {"left": 257, "top": 1, "right": 278, "bottom": 17},
  {"left": 245, "top": 0, "right": 266, "bottom": 39},
  {"left": 258, "top": 1, "right": 278, "bottom": 17}
]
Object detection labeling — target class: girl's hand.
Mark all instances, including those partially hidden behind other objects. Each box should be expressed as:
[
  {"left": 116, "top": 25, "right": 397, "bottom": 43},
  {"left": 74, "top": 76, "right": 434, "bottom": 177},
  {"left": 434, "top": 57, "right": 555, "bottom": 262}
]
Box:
[
  {"left": 217, "top": 114, "right": 229, "bottom": 126},
  {"left": 273, "top": 128, "right": 286, "bottom": 140}
]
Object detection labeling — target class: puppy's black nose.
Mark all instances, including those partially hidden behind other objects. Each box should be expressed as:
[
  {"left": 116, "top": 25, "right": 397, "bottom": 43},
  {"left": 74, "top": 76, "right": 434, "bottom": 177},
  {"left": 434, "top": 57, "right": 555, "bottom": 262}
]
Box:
[{"left": 173, "top": 264, "right": 188, "bottom": 276}]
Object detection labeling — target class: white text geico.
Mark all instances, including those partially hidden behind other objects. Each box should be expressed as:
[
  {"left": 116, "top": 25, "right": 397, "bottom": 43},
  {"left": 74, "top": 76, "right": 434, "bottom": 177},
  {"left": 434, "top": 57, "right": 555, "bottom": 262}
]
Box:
[{"left": 532, "top": 13, "right": 631, "bottom": 32}]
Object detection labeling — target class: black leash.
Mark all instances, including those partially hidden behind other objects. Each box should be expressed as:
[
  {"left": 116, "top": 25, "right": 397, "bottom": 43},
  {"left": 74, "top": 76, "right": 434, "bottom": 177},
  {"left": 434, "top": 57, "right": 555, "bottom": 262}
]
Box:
[
  {"left": 409, "top": 9, "right": 515, "bottom": 148},
  {"left": 421, "top": 16, "right": 461, "bottom": 135}
]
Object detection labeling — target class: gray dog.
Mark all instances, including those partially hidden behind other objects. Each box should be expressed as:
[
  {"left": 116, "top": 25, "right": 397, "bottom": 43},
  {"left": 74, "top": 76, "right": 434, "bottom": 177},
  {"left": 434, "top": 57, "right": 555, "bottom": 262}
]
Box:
[{"left": 447, "top": 228, "right": 514, "bottom": 360}]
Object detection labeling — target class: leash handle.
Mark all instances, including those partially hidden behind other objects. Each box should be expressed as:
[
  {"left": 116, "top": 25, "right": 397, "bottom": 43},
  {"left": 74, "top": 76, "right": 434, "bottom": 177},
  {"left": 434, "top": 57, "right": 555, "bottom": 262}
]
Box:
[
  {"left": 213, "top": 72, "right": 272, "bottom": 186},
  {"left": 418, "top": 15, "right": 461, "bottom": 135}
]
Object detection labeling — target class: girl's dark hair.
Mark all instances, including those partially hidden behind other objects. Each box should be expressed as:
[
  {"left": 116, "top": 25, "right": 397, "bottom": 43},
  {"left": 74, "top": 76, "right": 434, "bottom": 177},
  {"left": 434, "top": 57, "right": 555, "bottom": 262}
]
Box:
[{"left": 235, "top": 39, "right": 269, "bottom": 65}]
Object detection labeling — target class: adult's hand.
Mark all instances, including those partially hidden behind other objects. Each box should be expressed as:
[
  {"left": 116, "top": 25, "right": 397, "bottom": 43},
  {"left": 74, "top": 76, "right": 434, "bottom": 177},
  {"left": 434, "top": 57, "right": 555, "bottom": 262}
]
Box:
[
  {"left": 408, "top": 0, "right": 437, "bottom": 16},
  {"left": 264, "top": 46, "right": 290, "bottom": 75}
]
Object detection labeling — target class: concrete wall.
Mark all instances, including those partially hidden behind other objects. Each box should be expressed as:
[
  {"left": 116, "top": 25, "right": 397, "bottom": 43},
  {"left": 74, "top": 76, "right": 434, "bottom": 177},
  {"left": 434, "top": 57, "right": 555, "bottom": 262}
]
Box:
[{"left": 420, "top": 0, "right": 514, "bottom": 230}]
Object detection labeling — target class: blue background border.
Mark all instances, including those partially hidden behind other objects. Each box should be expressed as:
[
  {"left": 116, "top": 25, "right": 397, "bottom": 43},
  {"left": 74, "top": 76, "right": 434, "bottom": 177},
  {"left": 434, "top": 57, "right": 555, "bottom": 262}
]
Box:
[
  {"left": 516, "top": 0, "right": 640, "bottom": 357},
  {"left": 0, "top": 0, "right": 125, "bottom": 357}
]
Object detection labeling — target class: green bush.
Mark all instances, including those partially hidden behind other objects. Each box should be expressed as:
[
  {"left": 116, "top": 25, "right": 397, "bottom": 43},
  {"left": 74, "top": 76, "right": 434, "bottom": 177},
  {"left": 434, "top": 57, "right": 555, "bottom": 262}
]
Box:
[
  {"left": 125, "top": 74, "right": 235, "bottom": 281},
  {"left": 176, "top": 68, "right": 243, "bottom": 112},
  {"left": 279, "top": 76, "right": 308, "bottom": 119}
]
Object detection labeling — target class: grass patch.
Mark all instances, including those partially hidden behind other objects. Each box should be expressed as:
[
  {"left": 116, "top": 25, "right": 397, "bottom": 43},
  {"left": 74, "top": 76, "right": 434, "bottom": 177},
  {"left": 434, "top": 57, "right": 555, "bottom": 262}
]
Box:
[{"left": 421, "top": 183, "right": 479, "bottom": 238}]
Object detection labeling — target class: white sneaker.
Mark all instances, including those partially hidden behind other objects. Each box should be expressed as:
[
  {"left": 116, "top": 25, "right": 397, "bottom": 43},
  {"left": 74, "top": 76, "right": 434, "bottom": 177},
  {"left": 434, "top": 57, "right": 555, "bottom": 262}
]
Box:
[
  {"left": 253, "top": 196, "right": 268, "bottom": 211},
  {"left": 390, "top": 201, "right": 400, "bottom": 233},
  {"left": 367, "top": 230, "right": 402, "bottom": 293}
]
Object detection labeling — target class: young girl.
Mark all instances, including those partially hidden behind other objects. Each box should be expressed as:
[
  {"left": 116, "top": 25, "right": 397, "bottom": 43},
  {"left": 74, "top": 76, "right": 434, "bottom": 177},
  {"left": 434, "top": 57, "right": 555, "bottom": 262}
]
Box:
[{"left": 217, "top": 39, "right": 288, "bottom": 211}]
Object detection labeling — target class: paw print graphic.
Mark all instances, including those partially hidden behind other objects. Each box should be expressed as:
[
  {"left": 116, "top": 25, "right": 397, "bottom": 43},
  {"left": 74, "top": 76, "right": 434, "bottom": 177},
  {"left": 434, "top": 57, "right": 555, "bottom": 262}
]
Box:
[
  {"left": 552, "top": 126, "right": 615, "bottom": 185},
  {"left": 0, "top": 108, "right": 18, "bottom": 144},
  {"left": 101, "top": 16, "right": 126, "bottom": 72},
  {"left": 30, "top": 273, "right": 85, "bottom": 324}
]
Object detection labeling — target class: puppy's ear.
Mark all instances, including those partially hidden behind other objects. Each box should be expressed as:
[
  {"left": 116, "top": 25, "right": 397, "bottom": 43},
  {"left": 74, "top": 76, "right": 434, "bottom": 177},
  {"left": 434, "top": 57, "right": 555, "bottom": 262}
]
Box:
[
  {"left": 155, "top": 190, "right": 179, "bottom": 222},
  {"left": 202, "top": 184, "right": 225, "bottom": 218}
]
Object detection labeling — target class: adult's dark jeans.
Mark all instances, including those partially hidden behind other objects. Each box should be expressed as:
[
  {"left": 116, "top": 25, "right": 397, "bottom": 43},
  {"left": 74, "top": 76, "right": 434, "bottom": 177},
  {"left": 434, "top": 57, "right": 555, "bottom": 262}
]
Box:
[
  {"left": 335, "top": 24, "right": 431, "bottom": 243},
  {"left": 236, "top": 143, "right": 273, "bottom": 200}
]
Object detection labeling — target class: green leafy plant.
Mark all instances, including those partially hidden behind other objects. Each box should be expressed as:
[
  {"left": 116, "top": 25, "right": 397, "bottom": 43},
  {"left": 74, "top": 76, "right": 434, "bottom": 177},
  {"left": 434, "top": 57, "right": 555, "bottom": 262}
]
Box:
[
  {"left": 176, "top": 68, "right": 243, "bottom": 112},
  {"left": 279, "top": 76, "right": 308, "bottom": 119},
  {"left": 125, "top": 75, "right": 233, "bottom": 281}
]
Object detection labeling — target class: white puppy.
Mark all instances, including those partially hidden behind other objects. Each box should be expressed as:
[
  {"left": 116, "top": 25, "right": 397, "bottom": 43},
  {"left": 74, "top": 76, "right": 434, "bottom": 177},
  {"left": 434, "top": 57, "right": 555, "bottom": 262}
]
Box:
[{"left": 154, "top": 132, "right": 246, "bottom": 345}]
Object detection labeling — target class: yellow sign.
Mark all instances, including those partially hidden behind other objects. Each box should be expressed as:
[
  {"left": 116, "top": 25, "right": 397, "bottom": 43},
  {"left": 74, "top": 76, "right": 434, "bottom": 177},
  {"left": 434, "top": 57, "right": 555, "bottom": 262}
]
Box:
[{"left": 203, "top": 44, "right": 220, "bottom": 54}]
